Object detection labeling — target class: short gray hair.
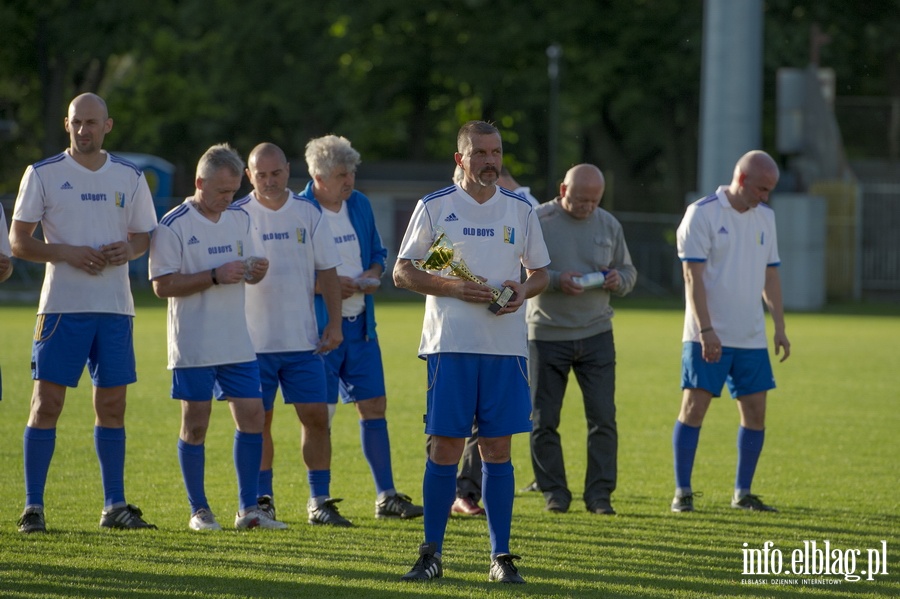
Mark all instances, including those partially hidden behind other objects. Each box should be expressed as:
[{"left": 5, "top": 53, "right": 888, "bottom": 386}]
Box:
[
  {"left": 305, "top": 135, "right": 361, "bottom": 178},
  {"left": 196, "top": 143, "right": 244, "bottom": 180},
  {"left": 457, "top": 120, "right": 500, "bottom": 155}
]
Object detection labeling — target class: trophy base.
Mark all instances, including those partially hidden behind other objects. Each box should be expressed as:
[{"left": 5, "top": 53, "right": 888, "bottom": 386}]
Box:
[{"left": 488, "top": 286, "right": 516, "bottom": 314}]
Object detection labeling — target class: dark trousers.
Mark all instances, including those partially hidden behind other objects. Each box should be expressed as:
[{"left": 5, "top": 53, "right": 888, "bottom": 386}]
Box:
[{"left": 529, "top": 331, "right": 617, "bottom": 510}]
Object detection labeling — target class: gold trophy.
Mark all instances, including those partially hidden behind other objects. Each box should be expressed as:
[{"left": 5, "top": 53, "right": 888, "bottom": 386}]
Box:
[{"left": 412, "top": 227, "right": 515, "bottom": 313}]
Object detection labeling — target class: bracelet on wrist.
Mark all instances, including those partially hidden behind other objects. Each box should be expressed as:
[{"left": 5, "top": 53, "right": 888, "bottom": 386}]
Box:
[
  {"left": 699, "top": 326, "right": 713, "bottom": 334},
  {"left": 211, "top": 268, "right": 219, "bottom": 285}
]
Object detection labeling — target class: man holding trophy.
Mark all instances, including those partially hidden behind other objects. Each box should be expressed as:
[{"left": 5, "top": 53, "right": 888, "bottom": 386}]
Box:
[{"left": 393, "top": 121, "right": 550, "bottom": 584}]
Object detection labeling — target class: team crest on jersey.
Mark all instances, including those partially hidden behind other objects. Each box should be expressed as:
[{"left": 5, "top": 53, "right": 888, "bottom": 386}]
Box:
[
  {"left": 503, "top": 226, "right": 515, "bottom": 244},
  {"left": 758, "top": 231, "right": 765, "bottom": 245},
  {"left": 237, "top": 240, "right": 244, "bottom": 256},
  {"left": 115, "top": 192, "right": 126, "bottom": 208},
  {"left": 296, "top": 227, "right": 307, "bottom": 244}
]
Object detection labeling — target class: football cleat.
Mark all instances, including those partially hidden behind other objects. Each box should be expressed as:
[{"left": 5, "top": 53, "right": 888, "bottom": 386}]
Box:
[
  {"left": 376, "top": 493, "right": 424, "bottom": 519},
  {"left": 17, "top": 507, "right": 46, "bottom": 534},
  {"left": 489, "top": 553, "right": 525, "bottom": 584},
  {"left": 732, "top": 493, "right": 778, "bottom": 512},
  {"left": 189, "top": 508, "right": 222, "bottom": 531},
  {"left": 100, "top": 504, "right": 157, "bottom": 529},
  {"left": 401, "top": 542, "right": 443, "bottom": 581},
  {"left": 671, "top": 491, "right": 702, "bottom": 512},
  {"left": 308, "top": 497, "right": 353, "bottom": 527},
  {"left": 235, "top": 508, "right": 289, "bottom": 530}
]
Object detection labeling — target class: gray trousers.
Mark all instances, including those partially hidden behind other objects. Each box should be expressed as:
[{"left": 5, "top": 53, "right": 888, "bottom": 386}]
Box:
[{"left": 529, "top": 331, "right": 617, "bottom": 510}]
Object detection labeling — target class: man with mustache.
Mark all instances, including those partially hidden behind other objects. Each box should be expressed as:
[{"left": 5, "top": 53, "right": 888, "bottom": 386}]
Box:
[
  {"left": 394, "top": 120, "right": 550, "bottom": 584},
  {"left": 300, "top": 135, "right": 423, "bottom": 525},
  {"left": 10, "top": 92, "right": 158, "bottom": 533}
]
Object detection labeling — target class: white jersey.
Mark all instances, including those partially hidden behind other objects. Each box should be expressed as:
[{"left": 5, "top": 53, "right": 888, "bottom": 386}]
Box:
[
  {"left": 0, "top": 204, "right": 11, "bottom": 257},
  {"left": 12, "top": 151, "right": 157, "bottom": 315},
  {"left": 237, "top": 191, "right": 340, "bottom": 353},
  {"left": 149, "top": 200, "right": 260, "bottom": 368},
  {"left": 677, "top": 186, "right": 780, "bottom": 348},
  {"left": 397, "top": 184, "right": 550, "bottom": 357},
  {"left": 323, "top": 202, "right": 365, "bottom": 317}
]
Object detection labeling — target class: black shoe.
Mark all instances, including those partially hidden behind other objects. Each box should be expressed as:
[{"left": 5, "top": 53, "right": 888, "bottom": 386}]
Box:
[
  {"left": 307, "top": 498, "right": 353, "bottom": 527},
  {"left": 489, "top": 554, "right": 525, "bottom": 584},
  {"left": 671, "top": 491, "right": 702, "bottom": 512},
  {"left": 376, "top": 493, "right": 424, "bottom": 519},
  {"left": 732, "top": 493, "right": 778, "bottom": 512},
  {"left": 17, "top": 507, "right": 46, "bottom": 534},
  {"left": 401, "top": 542, "right": 443, "bottom": 581},
  {"left": 519, "top": 480, "right": 540, "bottom": 493},
  {"left": 545, "top": 497, "right": 569, "bottom": 513},
  {"left": 100, "top": 504, "right": 157, "bottom": 529},
  {"left": 587, "top": 499, "right": 616, "bottom": 515}
]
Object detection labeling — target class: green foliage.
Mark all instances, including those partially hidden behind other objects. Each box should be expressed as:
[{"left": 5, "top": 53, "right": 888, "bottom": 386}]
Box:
[
  {"left": 0, "top": 299, "right": 897, "bottom": 597},
  {"left": 1, "top": 2, "right": 899, "bottom": 206}
]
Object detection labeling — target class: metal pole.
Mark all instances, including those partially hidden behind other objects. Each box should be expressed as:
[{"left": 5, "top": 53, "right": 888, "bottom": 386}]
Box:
[{"left": 547, "top": 43, "right": 562, "bottom": 199}]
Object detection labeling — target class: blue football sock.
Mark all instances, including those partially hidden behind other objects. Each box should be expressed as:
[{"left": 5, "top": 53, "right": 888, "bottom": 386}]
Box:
[
  {"left": 258, "top": 468, "right": 274, "bottom": 498},
  {"left": 673, "top": 421, "right": 701, "bottom": 494},
  {"left": 423, "top": 459, "right": 457, "bottom": 554},
  {"left": 23, "top": 427, "right": 56, "bottom": 508},
  {"left": 360, "top": 418, "right": 395, "bottom": 495},
  {"left": 735, "top": 426, "right": 765, "bottom": 495},
  {"left": 482, "top": 460, "right": 515, "bottom": 558},
  {"left": 94, "top": 426, "right": 126, "bottom": 509},
  {"left": 308, "top": 469, "right": 331, "bottom": 499},
  {"left": 234, "top": 430, "right": 263, "bottom": 513},
  {"left": 178, "top": 439, "right": 208, "bottom": 513}
]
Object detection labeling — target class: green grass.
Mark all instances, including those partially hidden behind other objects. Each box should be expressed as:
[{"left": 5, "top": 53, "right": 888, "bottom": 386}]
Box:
[{"left": 0, "top": 296, "right": 898, "bottom": 598}]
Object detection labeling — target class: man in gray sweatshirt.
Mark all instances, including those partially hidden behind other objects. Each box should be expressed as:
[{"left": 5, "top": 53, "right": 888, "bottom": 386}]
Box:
[{"left": 526, "top": 163, "right": 637, "bottom": 515}]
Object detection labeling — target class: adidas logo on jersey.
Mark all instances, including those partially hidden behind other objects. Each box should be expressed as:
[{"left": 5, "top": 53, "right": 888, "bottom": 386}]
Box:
[
  {"left": 60, "top": 181, "right": 73, "bottom": 190},
  {"left": 718, "top": 226, "right": 728, "bottom": 234},
  {"left": 444, "top": 213, "right": 458, "bottom": 222},
  {"left": 188, "top": 235, "right": 200, "bottom": 245}
]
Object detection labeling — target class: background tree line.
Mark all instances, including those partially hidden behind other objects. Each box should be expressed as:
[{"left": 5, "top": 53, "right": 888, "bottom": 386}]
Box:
[{"left": 1, "top": 0, "right": 898, "bottom": 212}]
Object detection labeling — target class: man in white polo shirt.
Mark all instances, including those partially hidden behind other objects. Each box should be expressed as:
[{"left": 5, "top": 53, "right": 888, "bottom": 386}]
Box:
[{"left": 672, "top": 150, "right": 791, "bottom": 514}]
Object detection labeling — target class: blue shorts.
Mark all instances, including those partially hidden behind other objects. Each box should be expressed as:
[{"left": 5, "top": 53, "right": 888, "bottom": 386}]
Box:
[
  {"left": 681, "top": 342, "right": 775, "bottom": 398},
  {"left": 172, "top": 361, "right": 262, "bottom": 401},
  {"left": 323, "top": 315, "right": 386, "bottom": 404},
  {"left": 32, "top": 313, "right": 136, "bottom": 388},
  {"left": 425, "top": 353, "right": 532, "bottom": 438},
  {"left": 257, "top": 351, "right": 329, "bottom": 411}
]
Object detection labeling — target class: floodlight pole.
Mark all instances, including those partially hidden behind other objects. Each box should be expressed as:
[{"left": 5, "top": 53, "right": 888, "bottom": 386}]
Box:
[{"left": 547, "top": 42, "right": 562, "bottom": 199}]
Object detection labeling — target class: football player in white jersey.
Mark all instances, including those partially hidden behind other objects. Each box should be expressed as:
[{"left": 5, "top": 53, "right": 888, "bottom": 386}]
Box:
[
  {"left": 672, "top": 150, "right": 790, "bottom": 514},
  {"left": 300, "top": 135, "right": 423, "bottom": 522},
  {"left": 0, "top": 204, "right": 12, "bottom": 283},
  {"left": 10, "top": 93, "right": 157, "bottom": 533},
  {"left": 394, "top": 120, "right": 550, "bottom": 584},
  {"left": 238, "top": 142, "right": 350, "bottom": 527},
  {"left": 149, "top": 143, "right": 283, "bottom": 532}
]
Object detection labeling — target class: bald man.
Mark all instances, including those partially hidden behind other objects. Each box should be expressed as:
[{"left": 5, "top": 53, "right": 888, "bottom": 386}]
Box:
[
  {"left": 525, "top": 164, "right": 637, "bottom": 516},
  {"left": 10, "top": 93, "right": 158, "bottom": 532},
  {"left": 672, "top": 150, "right": 790, "bottom": 513}
]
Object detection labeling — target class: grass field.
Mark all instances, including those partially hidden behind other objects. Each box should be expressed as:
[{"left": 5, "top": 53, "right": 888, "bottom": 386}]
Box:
[{"left": 0, "top": 294, "right": 897, "bottom": 598}]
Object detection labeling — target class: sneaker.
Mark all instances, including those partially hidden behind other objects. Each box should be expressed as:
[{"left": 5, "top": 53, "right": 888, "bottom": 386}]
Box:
[
  {"left": 189, "top": 508, "right": 222, "bottom": 531},
  {"left": 235, "top": 508, "right": 289, "bottom": 530},
  {"left": 308, "top": 497, "right": 353, "bottom": 527},
  {"left": 401, "top": 542, "right": 443, "bottom": 581},
  {"left": 451, "top": 496, "right": 485, "bottom": 516},
  {"left": 257, "top": 495, "right": 276, "bottom": 520},
  {"left": 671, "top": 491, "right": 702, "bottom": 512},
  {"left": 17, "top": 507, "right": 46, "bottom": 534},
  {"left": 489, "top": 553, "right": 525, "bottom": 584},
  {"left": 732, "top": 493, "right": 778, "bottom": 512},
  {"left": 100, "top": 504, "right": 157, "bottom": 530},
  {"left": 519, "top": 480, "right": 540, "bottom": 493},
  {"left": 376, "top": 493, "right": 424, "bottom": 519}
]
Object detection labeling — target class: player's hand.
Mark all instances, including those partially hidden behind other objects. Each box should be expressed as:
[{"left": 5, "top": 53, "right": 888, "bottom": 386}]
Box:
[
  {"left": 0, "top": 253, "right": 11, "bottom": 274},
  {"left": 454, "top": 279, "right": 493, "bottom": 304},
  {"left": 700, "top": 328, "right": 722, "bottom": 363},
  {"left": 316, "top": 322, "right": 343, "bottom": 354},
  {"left": 215, "top": 260, "right": 246, "bottom": 284},
  {"left": 246, "top": 257, "right": 269, "bottom": 282},
  {"left": 559, "top": 271, "right": 584, "bottom": 295},
  {"left": 492, "top": 280, "right": 524, "bottom": 315},
  {"left": 774, "top": 331, "right": 791, "bottom": 362},
  {"left": 100, "top": 241, "right": 132, "bottom": 267},
  {"left": 338, "top": 275, "right": 358, "bottom": 299},
  {"left": 65, "top": 245, "right": 108, "bottom": 276}
]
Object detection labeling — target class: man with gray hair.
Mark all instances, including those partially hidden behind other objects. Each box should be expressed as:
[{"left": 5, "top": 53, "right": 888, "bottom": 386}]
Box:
[
  {"left": 149, "top": 143, "right": 283, "bottom": 531},
  {"left": 300, "top": 134, "right": 423, "bottom": 523}
]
